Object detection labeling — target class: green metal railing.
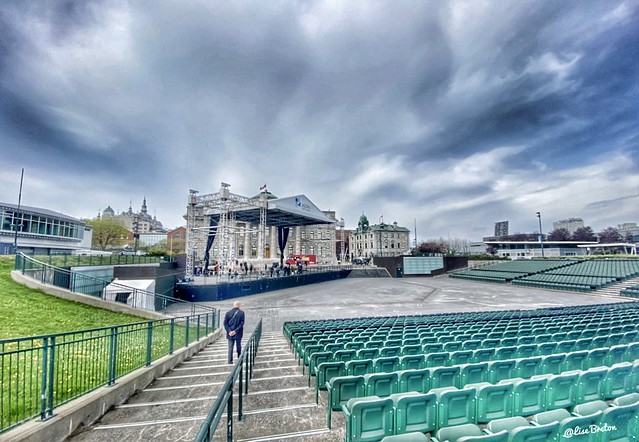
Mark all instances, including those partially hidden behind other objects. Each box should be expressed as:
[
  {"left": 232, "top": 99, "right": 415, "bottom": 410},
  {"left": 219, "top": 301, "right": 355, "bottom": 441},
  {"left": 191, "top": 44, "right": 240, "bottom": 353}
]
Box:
[
  {"left": 194, "top": 319, "right": 263, "bottom": 442},
  {"left": 15, "top": 253, "right": 215, "bottom": 317},
  {"left": 0, "top": 312, "right": 217, "bottom": 434},
  {"left": 22, "top": 253, "right": 173, "bottom": 268}
]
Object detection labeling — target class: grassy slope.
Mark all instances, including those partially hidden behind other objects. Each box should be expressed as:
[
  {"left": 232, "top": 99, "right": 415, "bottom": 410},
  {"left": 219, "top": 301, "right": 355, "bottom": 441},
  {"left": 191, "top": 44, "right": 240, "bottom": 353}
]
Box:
[{"left": 0, "top": 256, "right": 144, "bottom": 340}]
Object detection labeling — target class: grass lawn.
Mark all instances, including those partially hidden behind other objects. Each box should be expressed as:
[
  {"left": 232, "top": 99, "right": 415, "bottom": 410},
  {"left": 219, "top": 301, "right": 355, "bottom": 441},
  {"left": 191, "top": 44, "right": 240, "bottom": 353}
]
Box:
[{"left": 0, "top": 255, "right": 145, "bottom": 340}]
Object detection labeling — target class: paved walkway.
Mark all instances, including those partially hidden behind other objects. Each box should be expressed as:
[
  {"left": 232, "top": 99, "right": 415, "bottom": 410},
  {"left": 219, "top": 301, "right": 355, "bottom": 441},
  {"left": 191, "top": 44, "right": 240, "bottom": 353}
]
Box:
[{"left": 203, "top": 275, "right": 630, "bottom": 334}]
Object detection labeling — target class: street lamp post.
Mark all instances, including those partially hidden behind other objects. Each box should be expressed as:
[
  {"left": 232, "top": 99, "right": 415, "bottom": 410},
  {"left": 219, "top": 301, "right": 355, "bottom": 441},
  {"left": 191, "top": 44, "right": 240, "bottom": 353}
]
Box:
[
  {"left": 536, "top": 211, "right": 544, "bottom": 258},
  {"left": 13, "top": 168, "right": 24, "bottom": 254}
]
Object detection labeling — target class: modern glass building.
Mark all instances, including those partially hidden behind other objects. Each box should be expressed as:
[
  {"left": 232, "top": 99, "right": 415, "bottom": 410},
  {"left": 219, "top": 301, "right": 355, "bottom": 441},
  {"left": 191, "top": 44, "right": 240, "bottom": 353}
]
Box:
[{"left": 0, "top": 202, "right": 90, "bottom": 255}]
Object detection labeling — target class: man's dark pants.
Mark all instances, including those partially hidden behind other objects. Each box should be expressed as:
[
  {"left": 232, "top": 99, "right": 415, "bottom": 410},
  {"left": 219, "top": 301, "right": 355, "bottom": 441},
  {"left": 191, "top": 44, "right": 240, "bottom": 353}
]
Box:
[{"left": 228, "top": 336, "right": 242, "bottom": 363}]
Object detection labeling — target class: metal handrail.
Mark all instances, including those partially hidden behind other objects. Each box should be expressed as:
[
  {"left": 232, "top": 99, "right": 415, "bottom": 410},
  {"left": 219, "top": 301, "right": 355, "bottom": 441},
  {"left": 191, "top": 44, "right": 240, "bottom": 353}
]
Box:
[
  {"left": 15, "top": 253, "right": 215, "bottom": 316},
  {"left": 194, "top": 318, "right": 263, "bottom": 442},
  {"left": 0, "top": 312, "right": 217, "bottom": 434}
]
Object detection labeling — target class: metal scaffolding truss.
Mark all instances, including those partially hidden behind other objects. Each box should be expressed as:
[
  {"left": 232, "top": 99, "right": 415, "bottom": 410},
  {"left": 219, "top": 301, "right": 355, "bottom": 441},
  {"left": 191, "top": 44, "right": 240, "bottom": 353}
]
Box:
[
  {"left": 185, "top": 183, "right": 261, "bottom": 277},
  {"left": 185, "top": 183, "right": 336, "bottom": 276}
]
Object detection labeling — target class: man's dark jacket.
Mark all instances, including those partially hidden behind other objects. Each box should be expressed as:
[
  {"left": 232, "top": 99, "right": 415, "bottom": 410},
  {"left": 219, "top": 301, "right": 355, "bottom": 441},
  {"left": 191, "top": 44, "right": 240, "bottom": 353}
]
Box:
[{"left": 224, "top": 307, "right": 245, "bottom": 340}]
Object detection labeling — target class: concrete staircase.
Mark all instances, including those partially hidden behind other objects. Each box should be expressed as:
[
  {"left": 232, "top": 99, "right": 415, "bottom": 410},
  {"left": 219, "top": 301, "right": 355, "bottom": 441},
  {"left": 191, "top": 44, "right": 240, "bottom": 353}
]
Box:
[
  {"left": 67, "top": 337, "right": 232, "bottom": 441},
  {"left": 225, "top": 333, "right": 344, "bottom": 442},
  {"left": 67, "top": 332, "right": 346, "bottom": 442},
  {"left": 596, "top": 276, "right": 639, "bottom": 297}
]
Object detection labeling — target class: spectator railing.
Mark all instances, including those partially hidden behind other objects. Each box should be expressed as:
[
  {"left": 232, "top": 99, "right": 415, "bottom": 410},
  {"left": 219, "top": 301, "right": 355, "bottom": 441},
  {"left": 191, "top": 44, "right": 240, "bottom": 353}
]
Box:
[
  {"left": 194, "top": 318, "right": 263, "bottom": 442},
  {"left": 0, "top": 312, "right": 217, "bottom": 434},
  {"left": 14, "top": 253, "right": 215, "bottom": 317}
]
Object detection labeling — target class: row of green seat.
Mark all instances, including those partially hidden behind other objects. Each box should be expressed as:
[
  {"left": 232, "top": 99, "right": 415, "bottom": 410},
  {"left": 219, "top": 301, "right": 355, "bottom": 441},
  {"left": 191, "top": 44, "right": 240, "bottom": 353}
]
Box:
[
  {"left": 300, "top": 328, "right": 639, "bottom": 378},
  {"left": 428, "top": 394, "right": 639, "bottom": 442},
  {"left": 621, "top": 285, "right": 639, "bottom": 298},
  {"left": 548, "top": 259, "right": 639, "bottom": 279},
  {"left": 325, "top": 346, "right": 639, "bottom": 428},
  {"left": 285, "top": 302, "right": 639, "bottom": 341},
  {"left": 298, "top": 321, "right": 638, "bottom": 354},
  {"left": 338, "top": 365, "right": 639, "bottom": 441},
  {"left": 316, "top": 342, "right": 639, "bottom": 399},
  {"left": 515, "top": 273, "right": 616, "bottom": 290}
]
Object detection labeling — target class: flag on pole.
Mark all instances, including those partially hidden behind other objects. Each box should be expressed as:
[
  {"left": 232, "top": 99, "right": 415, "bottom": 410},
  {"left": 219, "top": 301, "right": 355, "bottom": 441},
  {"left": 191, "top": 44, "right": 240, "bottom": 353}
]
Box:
[{"left": 260, "top": 184, "right": 267, "bottom": 191}]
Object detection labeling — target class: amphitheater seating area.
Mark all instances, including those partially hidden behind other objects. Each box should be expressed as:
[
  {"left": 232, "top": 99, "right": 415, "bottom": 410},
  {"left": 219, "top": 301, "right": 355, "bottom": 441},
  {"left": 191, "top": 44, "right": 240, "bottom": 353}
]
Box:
[
  {"left": 450, "top": 259, "right": 639, "bottom": 293},
  {"left": 621, "top": 285, "right": 639, "bottom": 299},
  {"left": 283, "top": 302, "right": 639, "bottom": 442}
]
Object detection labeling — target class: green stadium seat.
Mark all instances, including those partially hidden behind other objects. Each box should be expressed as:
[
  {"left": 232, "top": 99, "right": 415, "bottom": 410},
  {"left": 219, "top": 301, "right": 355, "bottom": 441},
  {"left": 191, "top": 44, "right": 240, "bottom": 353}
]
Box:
[
  {"left": 424, "top": 343, "right": 445, "bottom": 353},
  {"left": 473, "top": 382, "right": 514, "bottom": 423},
  {"left": 540, "top": 353, "right": 566, "bottom": 375},
  {"left": 327, "top": 375, "right": 366, "bottom": 428},
  {"left": 463, "top": 339, "right": 482, "bottom": 350},
  {"left": 556, "top": 410, "right": 603, "bottom": 442},
  {"left": 364, "top": 372, "right": 400, "bottom": 397},
  {"left": 515, "top": 356, "right": 542, "bottom": 378},
  {"left": 605, "top": 345, "right": 628, "bottom": 366},
  {"left": 597, "top": 401, "right": 639, "bottom": 442},
  {"left": 308, "top": 351, "right": 333, "bottom": 386},
  {"left": 380, "top": 346, "right": 402, "bottom": 357},
  {"left": 612, "top": 392, "right": 639, "bottom": 406},
  {"left": 545, "top": 371, "right": 579, "bottom": 410},
  {"left": 531, "top": 408, "right": 571, "bottom": 425},
  {"left": 345, "top": 341, "right": 365, "bottom": 351},
  {"left": 426, "top": 352, "right": 451, "bottom": 368},
  {"left": 429, "top": 366, "right": 462, "bottom": 389},
  {"left": 515, "top": 344, "right": 537, "bottom": 359},
  {"left": 357, "top": 348, "right": 379, "bottom": 360},
  {"left": 374, "top": 356, "right": 401, "bottom": 373},
  {"left": 325, "top": 342, "right": 344, "bottom": 353},
  {"left": 434, "top": 387, "right": 477, "bottom": 430},
  {"left": 485, "top": 415, "right": 528, "bottom": 434},
  {"left": 573, "top": 337, "right": 592, "bottom": 351},
  {"left": 626, "top": 342, "right": 639, "bottom": 361},
  {"left": 536, "top": 342, "right": 557, "bottom": 356},
  {"left": 342, "top": 396, "right": 394, "bottom": 442},
  {"left": 487, "top": 359, "right": 517, "bottom": 383},
  {"left": 574, "top": 367, "right": 607, "bottom": 403},
  {"left": 390, "top": 391, "right": 437, "bottom": 435},
  {"left": 435, "top": 423, "right": 483, "bottom": 442},
  {"left": 494, "top": 346, "right": 518, "bottom": 360},
  {"left": 400, "top": 354, "right": 425, "bottom": 370},
  {"left": 509, "top": 422, "right": 559, "bottom": 442},
  {"left": 602, "top": 362, "right": 633, "bottom": 400},
  {"left": 451, "top": 350, "right": 474, "bottom": 365},
  {"left": 315, "top": 361, "right": 346, "bottom": 402},
  {"left": 572, "top": 399, "right": 609, "bottom": 416},
  {"left": 460, "top": 362, "right": 489, "bottom": 385},
  {"left": 399, "top": 368, "right": 430, "bottom": 393},
  {"left": 381, "top": 432, "right": 429, "bottom": 442},
  {"left": 586, "top": 347, "right": 609, "bottom": 368},
  {"left": 512, "top": 377, "right": 547, "bottom": 416},
  {"left": 456, "top": 431, "right": 508, "bottom": 441},
  {"left": 562, "top": 350, "right": 588, "bottom": 371},
  {"left": 346, "top": 358, "right": 373, "bottom": 376},
  {"left": 334, "top": 349, "right": 357, "bottom": 362},
  {"left": 473, "top": 348, "right": 495, "bottom": 363},
  {"left": 402, "top": 344, "right": 423, "bottom": 355}
]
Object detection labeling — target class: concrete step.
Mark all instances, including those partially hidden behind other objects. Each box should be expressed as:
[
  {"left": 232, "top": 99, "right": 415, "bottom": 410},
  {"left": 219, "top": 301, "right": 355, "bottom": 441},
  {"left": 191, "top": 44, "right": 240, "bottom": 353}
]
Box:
[{"left": 71, "top": 418, "right": 205, "bottom": 442}]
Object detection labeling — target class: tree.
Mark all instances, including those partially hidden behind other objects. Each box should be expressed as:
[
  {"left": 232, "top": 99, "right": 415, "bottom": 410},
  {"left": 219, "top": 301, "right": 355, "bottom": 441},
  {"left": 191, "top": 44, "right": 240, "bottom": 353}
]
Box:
[
  {"left": 413, "top": 241, "right": 446, "bottom": 254},
  {"left": 486, "top": 246, "right": 498, "bottom": 256},
  {"left": 624, "top": 231, "right": 635, "bottom": 243},
  {"left": 87, "top": 218, "right": 129, "bottom": 250},
  {"left": 547, "top": 228, "right": 571, "bottom": 241},
  {"left": 598, "top": 227, "right": 621, "bottom": 244},
  {"left": 572, "top": 226, "right": 596, "bottom": 242}
]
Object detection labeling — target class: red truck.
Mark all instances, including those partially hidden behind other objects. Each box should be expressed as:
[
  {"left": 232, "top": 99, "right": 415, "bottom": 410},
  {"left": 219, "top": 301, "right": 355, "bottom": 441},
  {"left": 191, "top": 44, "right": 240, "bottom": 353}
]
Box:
[{"left": 285, "top": 254, "right": 317, "bottom": 266}]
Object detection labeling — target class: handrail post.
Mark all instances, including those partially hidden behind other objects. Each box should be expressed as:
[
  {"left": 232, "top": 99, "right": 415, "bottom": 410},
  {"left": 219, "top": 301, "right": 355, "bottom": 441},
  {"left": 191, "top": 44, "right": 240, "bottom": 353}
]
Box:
[
  {"left": 146, "top": 322, "right": 153, "bottom": 366},
  {"left": 169, "top": 318, "right": 175, "bottom": 354},
  {"left": 238, "top": 360, "right": 244, "bottom": 421},
  {"left": 108, "top": 327, "right": 118, "bottom": 385},
  {"left": 45, "top": 336, "right": 56, "bottom": 420},
  {"left": 226, "top": 392, "right": 234, "bottom": 442},
  {"left": 39, "top": 337, "right": 49, "bottom": 420}
]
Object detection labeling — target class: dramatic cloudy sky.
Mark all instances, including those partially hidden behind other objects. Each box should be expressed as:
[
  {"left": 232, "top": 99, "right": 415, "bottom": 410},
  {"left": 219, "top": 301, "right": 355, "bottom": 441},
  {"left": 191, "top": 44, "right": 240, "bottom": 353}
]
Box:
[{"left": 1, "top": 1, "right": 637, "bottom": 241}]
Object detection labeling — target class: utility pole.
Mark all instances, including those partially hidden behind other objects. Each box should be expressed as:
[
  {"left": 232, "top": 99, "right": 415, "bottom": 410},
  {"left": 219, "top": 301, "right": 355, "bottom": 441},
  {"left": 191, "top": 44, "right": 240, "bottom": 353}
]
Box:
[
  {"left": 13, "top": 168, "right": 24, "bottom": 253},
  {"left": 536, "top": 211, "right": 544, "bottom": 258}
]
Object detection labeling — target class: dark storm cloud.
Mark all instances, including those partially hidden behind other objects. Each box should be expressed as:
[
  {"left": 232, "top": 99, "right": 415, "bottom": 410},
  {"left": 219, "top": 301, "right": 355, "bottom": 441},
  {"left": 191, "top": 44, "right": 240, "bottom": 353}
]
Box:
[{"left": 0, "top": 0, "right": 637, "bottom": 239}]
